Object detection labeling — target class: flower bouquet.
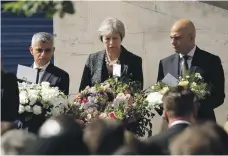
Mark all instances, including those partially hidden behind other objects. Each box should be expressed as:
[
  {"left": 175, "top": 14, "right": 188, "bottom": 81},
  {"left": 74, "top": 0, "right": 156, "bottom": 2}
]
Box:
[
  {"left": 68, "top": 77, "right": 154, "bottom": 137},
  {"left": 146, "top": 71, "right": 210, "bottom": 110},
  {"left": 18, "top": 82, "right": 68, "bottom": 132}
]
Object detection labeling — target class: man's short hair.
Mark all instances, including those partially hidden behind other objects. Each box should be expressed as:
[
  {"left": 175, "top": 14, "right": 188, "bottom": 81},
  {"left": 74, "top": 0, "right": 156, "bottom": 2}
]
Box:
[
  {"left": 162, "top": 86, "right": 195, "bottom": 118},
  {"left": 31, "top": 32, "right": 53, "bottom": 46}
]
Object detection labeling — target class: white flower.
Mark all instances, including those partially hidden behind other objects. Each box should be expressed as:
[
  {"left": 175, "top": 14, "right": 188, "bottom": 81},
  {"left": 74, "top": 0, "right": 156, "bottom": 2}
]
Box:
[
  {"left": 19, "top": 105, "right": 25, "bottom": 114},
  {"left": 25, "top": 105, "right": 32, "bottom": 112},
  {"left": 195, "top": 73, "right": 202, "bottom": 79},
  {"left": 87, "top": 96, "right": 98, "bottom": 104},
  {"left": 28, "top": 89, "right": 39, "bottom": 105},
  {"left": 41, "top": 82, "right": 51, "bottom": 89},
  {"left": 146, "top": 92, "right": 163, "bottom": 108},
  {"left": 99, "top": 113, "right": 107, "bottom": 118},
  {"left": 112, "top": 93, "right": 128, "bottom": 108},
  {"left": 41, "top": 87, "right": 60, "bottom": 103},
  {"left": 89, "top": 87, "right": 97, "bottom": 93},
  {"left": 19, "top": 91, "right": 29, "bottom": 105},
  {"left": 103, "top": 84, "right": 110, "bottom": 89},
  {"left": 33, "top": 105, "right": 42, "bottom": 115},
  {"left": 51, "top": 97, "right": 68, "bottom": 107},
  {"left": 191, "top": 82, "right": 197, "bottom": 87},
  {"left": 50, "top": 106, "right": 61, "bottom": 116},
  {"left": 87, "top": 114, "right": 92, "bottom": 120}
]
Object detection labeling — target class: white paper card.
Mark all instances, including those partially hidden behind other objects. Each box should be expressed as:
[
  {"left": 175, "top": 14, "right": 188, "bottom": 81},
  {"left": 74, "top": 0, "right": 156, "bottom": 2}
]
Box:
[
  {"left": 17, "top": 64, "right": 37, "bottom": 83},
  {"left": 162, "top": 73, "right": 178, "bottom": 87},
  {"left": 113, "top": 64, "right": 121, "bottom": 77}
]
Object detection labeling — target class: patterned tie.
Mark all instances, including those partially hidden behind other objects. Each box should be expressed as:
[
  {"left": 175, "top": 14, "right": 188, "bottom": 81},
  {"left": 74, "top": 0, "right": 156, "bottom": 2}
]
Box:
[{"left": 181, "top": 55, "right": 189, "bottom": 76}]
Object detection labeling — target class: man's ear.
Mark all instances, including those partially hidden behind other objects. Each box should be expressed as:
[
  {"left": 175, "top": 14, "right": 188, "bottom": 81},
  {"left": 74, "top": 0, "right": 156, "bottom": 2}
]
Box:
[
  {"left": 29, "top": 46, "right": 33, "bottom": 55},
  {"left": 163, "top": 111, "right": 168, "bottom": 121},
  {"left": 53, "top": 47, "right": 55, "bottom": 53}
]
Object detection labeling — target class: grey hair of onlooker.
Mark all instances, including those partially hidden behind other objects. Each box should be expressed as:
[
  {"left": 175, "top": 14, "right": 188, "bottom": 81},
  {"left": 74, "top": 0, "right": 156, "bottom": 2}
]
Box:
[
  {"left": 98, "top": 17, "right": 125, "bottom": 42},
  {"left": 1, "top": 129, "right": 37, "bottom": 155},
  {"left": 31, "top": 32, "right": 54, "bottom": 46}
]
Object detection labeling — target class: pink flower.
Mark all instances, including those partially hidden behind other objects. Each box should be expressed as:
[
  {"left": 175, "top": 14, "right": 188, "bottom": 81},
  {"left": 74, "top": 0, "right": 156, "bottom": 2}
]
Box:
[
  {"left": 75, "top": 119, "right": 85, "bottom": 125},
  {"left": 132, "top": 103, "right": 137, "bottom": 107},
  {"left": 76, "top": 93, "right": 82, "bottom": 100},
  {"left": 124, "top": 89, "right": 131, "bottom": 94},
  {"left": 108, "top": 112, "right": 116, "bottom": 119},
  {"left": 82, "top": 98, "right": 87, "bottom": 104}
]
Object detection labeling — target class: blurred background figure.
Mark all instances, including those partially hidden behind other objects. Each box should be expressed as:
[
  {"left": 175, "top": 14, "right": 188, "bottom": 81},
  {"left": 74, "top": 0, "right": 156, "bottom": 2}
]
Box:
[
  {"left": 1, "top": 68, "right": 19, "bottom": 122},
  {"left": 170, "top": 121, "right": 228, "bottom": 155},
  {"left": 83, "top": 118, "right": 125, "bottom": 154},
  {"left": 79, "top": 17, "right": 143, "bottom": 91},
  {"left": 1, "top": 122, "right": 18, "bottom": 136},
  {"left": 22, "top": 115, "right": 89, "bottom": 155},
  {"left": 1, "top": 129, "right": 37, "bottom": 155}
]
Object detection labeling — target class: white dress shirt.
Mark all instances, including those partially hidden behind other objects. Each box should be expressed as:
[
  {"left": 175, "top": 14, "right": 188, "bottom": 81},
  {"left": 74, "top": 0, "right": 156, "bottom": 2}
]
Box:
[
  {"left": 33, "top": 62, "right": 50, "bottom": 83},
  {"left": 179, "top": 45, "right": 196, "bottom": 70},
  {"left": 169, "top": 120, "right": 191, "bottom": 128}
]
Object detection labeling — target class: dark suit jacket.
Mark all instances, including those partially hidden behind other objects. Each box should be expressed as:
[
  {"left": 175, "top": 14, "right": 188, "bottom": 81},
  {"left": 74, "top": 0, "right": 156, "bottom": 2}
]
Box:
[
  {"left": 157, "top": 46, "right": 225, "bottom": 121},
  {"left": 146, "top": 123, "right": 189, "bottom": 154},
  {"left": 79, "top": 45, "right": 144, "bottom": 91},
  {"left": 1, "top": 70, "right": 19, "bottom": 122},
  {"left": 38, "top": 63, "right": 70, "bottom": 95}
]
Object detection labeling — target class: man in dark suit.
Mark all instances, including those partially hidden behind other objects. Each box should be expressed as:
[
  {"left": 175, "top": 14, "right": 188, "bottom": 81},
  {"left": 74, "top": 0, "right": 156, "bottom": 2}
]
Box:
[
  {"left": 157, "top": 19, "right": 225, "bottom": 122},
  {"left": 29, "top": 32, "right": 69, "bottom": 95},
  {"left": 1, "top": 70, "right": 19, "bottom": 122},
  {"left": 23, "top": 32, "right": 70, "bottom": 133},
  {"left": 145, "top": 86, "right": 198, "bottom": 154}
]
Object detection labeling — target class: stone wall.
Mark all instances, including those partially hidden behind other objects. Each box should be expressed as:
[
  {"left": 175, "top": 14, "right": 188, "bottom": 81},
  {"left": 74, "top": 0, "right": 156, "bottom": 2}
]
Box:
[{"left": 54, "top": 1, "right": 228, "bottom": 135}]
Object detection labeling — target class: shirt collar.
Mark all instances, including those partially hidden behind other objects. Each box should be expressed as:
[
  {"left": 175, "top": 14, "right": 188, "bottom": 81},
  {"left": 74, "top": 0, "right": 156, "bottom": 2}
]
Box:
[
  {"left": 179, "top": 45, "right": 196, "bottom": 59},
  {"left": 169, "top": 120, "right": 191, "bottom": 128},
  {"left": 33, "top": 62, "right": 50, "bottom": 70}
]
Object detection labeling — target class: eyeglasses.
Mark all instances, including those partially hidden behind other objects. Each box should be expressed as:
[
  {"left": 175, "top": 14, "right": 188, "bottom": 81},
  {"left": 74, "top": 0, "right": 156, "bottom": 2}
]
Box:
[{"left": 35, "top": 48, "right": 52, "bottom": 53}]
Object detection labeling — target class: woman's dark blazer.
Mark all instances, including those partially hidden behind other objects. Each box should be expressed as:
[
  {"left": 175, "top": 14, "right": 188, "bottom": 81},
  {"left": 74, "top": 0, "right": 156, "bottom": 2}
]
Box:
[{"left": 79, "top": 46, "right": 143, "bottom": 91}]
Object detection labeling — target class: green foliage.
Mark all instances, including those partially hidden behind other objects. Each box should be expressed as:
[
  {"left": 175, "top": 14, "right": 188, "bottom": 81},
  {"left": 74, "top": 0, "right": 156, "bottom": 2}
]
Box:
[{"left": 2, "top": 1, "right": 75, "bottom": 18}]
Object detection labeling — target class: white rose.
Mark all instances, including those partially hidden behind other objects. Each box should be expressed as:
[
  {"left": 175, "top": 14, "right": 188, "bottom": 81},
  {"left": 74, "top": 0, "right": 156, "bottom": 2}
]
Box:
[
  {"left": 146, "top": 92, "right": 163, "bottom": 108},
  {"left": 19, "top": 91, "right": 29, "bottom": 105},
  {"left": 28, "top": 89, "right": 39, "bottom": 102},
  {"left": 33, "top": 105, "right": 42, "bottom": 115},
  {"left": 87, "top": 114, "right": 92, "bottom": 120},
  {"left": 89, "top": 87, "right": 96, "bottom": 93},
  {"left": 41, "top": 87, "right": 59, "bottom": 103},
  {"left": 25, "top": 105, "right": 32, "bottom": 112},
  {"left": 19, "top": 105, "right": 25, "bottom": 114},
  {"left": 41, "top": 82, "right": 50, "bottom": 88}
]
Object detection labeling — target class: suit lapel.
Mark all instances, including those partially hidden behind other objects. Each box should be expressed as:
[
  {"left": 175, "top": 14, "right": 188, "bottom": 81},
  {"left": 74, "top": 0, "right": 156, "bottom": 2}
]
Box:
[
  {"left": 40, "top": 64, "right": 52, "bottom": 82},
  {"left": 91, "top": 51, "right": 106, "bottom": 84},
  {"left": 170, "top": 53, "right": 180, "bottom": 79},
  {"left": 190, "top": 46, "right": 201, "bottom": 68},
  {"left": 119, "top": 46, "right": 129, "bottom": 77}
]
